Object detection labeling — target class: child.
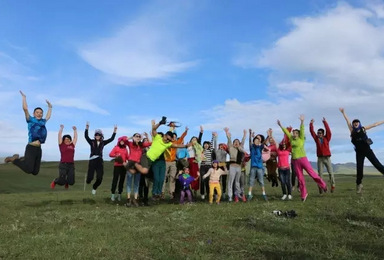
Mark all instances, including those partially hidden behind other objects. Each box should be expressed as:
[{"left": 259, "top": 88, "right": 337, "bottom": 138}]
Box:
[
  {"left": 5, "top": 91, "right": 52, "bottom": 175},
  {"left": 85, "top": 122, "right": 117, "bottom": 195},
  {"left": 199, "top": 134, "right": 214, "bottom": 200},
  {"left": 109, "top": 136, "right": 129, "bottom": 201},
  {"left": 203, "top": 160, "right": 227, "bottom": 204},
  {"left": 51, "top": 125, "right": 77, "bottom": 189},
  {"left": 213, "top": 132, "right": 229, "bottom": 199},
  {"left": 277, "top": 142, "right": 292, "bottom": 200},
  {"left": 179, "top": 167, "right": 199, "bottom": 204}
]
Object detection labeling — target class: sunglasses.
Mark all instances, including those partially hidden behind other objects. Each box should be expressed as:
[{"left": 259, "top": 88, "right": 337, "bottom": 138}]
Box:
[
  {"left": 95, "top": 133, "right": 101, "bottom": 136},
  {"left": 317, "top": 132, "right": 323, "bottom": 135},
  {"left": 134, "top": 135, "right": 141, "bottom": 138}
]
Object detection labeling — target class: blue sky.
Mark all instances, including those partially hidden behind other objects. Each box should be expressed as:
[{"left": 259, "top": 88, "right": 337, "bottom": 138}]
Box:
[{"left": 1, "top": 0, "right": 384, "bottom": 164}]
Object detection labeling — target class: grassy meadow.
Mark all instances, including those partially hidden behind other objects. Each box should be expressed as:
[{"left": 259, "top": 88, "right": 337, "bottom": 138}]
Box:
[{"left": 1, "top": 161, "right": 384, "bottom": 259}]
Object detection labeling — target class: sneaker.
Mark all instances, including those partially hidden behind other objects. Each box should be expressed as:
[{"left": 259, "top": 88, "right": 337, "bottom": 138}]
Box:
[
  {"left": 65, "top": 183, "right": 69, "bottom": 189},
  {"left": 234, "top": 196, "right": 239, "bottom": 203},
  {"left": 132, "top": 199, "right": 139, "bottom": 207},
  {"left": 331, "top": 185, "right": 335, "bottom": 193},
  {"left": 281, "top": 194, "right": 287, "bottom": 200},
  {"left": 356, "top": 184, "right": 363, "bottom": 194},
  {"left": 201, "top": 195, "right": 205, "bottom": 200},
  {"left": 117, "top": 194, "right": 121, "bottom": 201},
  {"left": 111, "top": 194, "right": 115, "bottom": 201},
  {"left": 216, "top": 201, "right": 220, "bottom": 205},
  {"left": 247, "top": 194, "right": 253, "bottom": 201},
  {"left": 241, "top": 195, "right": 247, "bottom": 202},
  {"left": 228, "top": 197, "right": 233, "bottom": 202},
  {"left": 302, "top": 193, "right": 308, "bottom": 202},
  {"left": 4, "top": 154, "right": 19, "bottom": 163},
  {"left": 262, "top": 194, "right": 268, "bottom": 201},
  {"left": 125, "top": 199, "right": 131, "bottom": 207},
  {"left": 50, "top": 180, "right": 56, "bottom": 189},
  {"left": 91, "top": 189, "right": 96, "bottom": 195},
  {"left": 159, "top": 116, "right": 167, "bottom": 125},
  {"left": 288, "top": 195, "right": 293, "bottom": 200}
]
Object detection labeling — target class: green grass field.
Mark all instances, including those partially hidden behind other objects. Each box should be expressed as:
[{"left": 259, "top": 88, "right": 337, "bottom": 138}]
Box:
[{"left": 1, "top": 161, "right": 384, "bottom": 259}]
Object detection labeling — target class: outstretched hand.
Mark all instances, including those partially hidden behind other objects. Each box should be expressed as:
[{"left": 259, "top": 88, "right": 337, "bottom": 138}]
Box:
[
  {"left": 46, "top": 100, "right": 52, "bottom": 108},
  {"left": 19, "top": 90, "right": 26, "bottom": 98},
  {"left": 339, "top": 107, "right": 345, "bottom": 113},
  {"left": 72, "top": 126, "right": 77, "bottom": 131}
]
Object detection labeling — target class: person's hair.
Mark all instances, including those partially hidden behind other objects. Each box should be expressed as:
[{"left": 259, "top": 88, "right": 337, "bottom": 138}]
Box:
[
  {"left": 173, "top": 133, "right": 178, "bottom": 138},
  {"left": 317, "top": 128, "right": 325, "bottom": 134},
  {"left": 279, "top": 142, "right": 286, "bottom": 150},
  {"left": 33, "top": 107, "right": 43, "bottom": 113},
  {"left": 253, "top": 134, "right": 265, "bottom": 143},
  {"left": 293, "top": 129, "right": 300, "bottom": 135},
  {"left": 62, "top": 134, "right": 72, "bottom": 142},
  {"left": 233, "top": 138, "right": 240, "bottom": 144},
  {"left": 165, "top": 131, "right": 174, "bottom": 139},
  {"left": 352, "top": 119, "right": 361, "bottom": 124},
  {"left": 203, "top": 141, "right": 210, "bottom": 148},
  {"left": 190, "top": 136, "right": 197, "bottom": 142}
]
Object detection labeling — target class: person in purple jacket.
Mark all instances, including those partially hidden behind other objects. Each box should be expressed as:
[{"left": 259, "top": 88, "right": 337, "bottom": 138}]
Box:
[{"left": 178, "top": 166, "right": 199, "bottom": 204}]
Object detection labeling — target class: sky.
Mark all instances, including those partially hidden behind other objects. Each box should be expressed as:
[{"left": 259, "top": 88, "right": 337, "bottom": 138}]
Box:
[{"left": 1, "top": 0, "right": 384, "bottom": 164}]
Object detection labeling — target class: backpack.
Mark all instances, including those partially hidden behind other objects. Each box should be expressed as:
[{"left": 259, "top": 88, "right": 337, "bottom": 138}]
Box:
[{"left": 262, "top": 146, "right": 271, "bottom": 162}]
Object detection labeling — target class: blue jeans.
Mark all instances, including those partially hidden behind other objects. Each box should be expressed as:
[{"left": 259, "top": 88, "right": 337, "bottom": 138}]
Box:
[
  {"left": 249, "top": 167, "right": 264, "bottom": 187},
  {"left": 278, "top": 168, "right": 292, "bottom": 195},
  {"left": 126, "top": 171, "right": 141, "bottom": 194},
  {"left": 152, "top": 158, "right": 166, "bottom": 195}
]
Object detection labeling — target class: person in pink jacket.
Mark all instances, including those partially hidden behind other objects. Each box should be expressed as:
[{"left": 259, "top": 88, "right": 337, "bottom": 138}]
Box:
[
  {"left": 109, "top": 136, "right": 129, "bottom": 202},
  {"left": 125, "top": 133, "right": 151, "bottom": 207}
]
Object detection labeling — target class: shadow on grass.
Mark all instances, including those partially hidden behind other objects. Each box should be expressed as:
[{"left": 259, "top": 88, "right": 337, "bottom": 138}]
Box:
[
  {"left": 59, "top": 199, "right": 74, "bottom": 205},
  {"left": 25, "top": 200, "right": 54, "bottom": 207},
  {"left": 82, "top": 198, "right": 96, "bottom": 204}
]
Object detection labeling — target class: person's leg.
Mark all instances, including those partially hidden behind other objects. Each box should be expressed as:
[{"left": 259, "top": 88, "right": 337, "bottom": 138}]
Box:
[
  {"left": 216, "top": 184, "right": 222, "bottom": 203},
  {"left": 234, "top": 166, "right": 242, "bottom": 198},
  {"left": 240, "top": 170, "right": 245, "bottom": 196},
  {"left": 317, "top": 157, "right": 324, "bottom": 179},
  {"left": 31, "top": 146, "right": 42, "bottom": 175},
  {"left": 67, "top": 164, "right": 75, "bottom": 186},
  {"left": 180, "top": 190, "right": 185, "bottom": 204},
  {"left": 133, "top": 173, "right": 141, "bottom": 199},
  {"left": 162, "top": 162, "right": 171, "bottom": 196},
  {"left": 200, "top": 165, "right": 210, "bottom": 197},
  {"left": 111, "top": 166, "right": 119, "bottom": 194},
  {"left": 248, "top": 167, "right": 257, "bottom": 198},
  {"left": 302, "top": 157, "right": 327, "bottom": 190},
  {"left": 256, "top": 168, "right": 267, "bottom": 198},
  {"left": 366, "top": 148, "right": 384, "bottom": 174},
  {"left": 269, "top": 160, "right": 278, "bottom": 187},
  {"left": 355, "top": 151, "right": 365, "bottom": 185},
  {"left": 278, "top": 168, "right": 287, "bottom": 195},
  {"left": 186, "top": 190, "right": 193, "bottom": 202},
  {"left": 285, "top": 169, "right": 292, "bottom": 195},
  {"left": 168, "top": 161, "right": 177, "bottom": 198},
  {"left": 92, "top": 159, "right": 104, "bottom": 190},
  {"left": 291, "top": 162, "right": 296, "bottom": 188},
  {"left": 227, "top": 166, "right": 236, "bottom": 201},
  {"left": 13, "top": 144, "right": 39, "bottom": 174},
  {"left": 208, "top": 183, "right": 214, "bottom": 203},
  {"left": 323, "top": 156, "right": 335, "bottom": 187},
  {"left": 117, "top": 166, "right": 126, "bottom": 198},
  {"left": 292, "top": 159, "right": 307, "bottom": 200},
  {"left": 86, "top": 160, "right": 96, "bottom": 184},
  {"left": 126, "top": 171, "right": 133, "bottom": 199}
]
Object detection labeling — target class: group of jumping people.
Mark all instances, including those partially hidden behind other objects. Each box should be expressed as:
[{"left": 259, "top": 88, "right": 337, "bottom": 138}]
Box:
[{"left": 5, "top": 91, "right": 384, "bottom": 205}]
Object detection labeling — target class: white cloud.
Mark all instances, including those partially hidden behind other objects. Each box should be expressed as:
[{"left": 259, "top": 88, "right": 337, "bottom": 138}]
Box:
[
  {"left": 220, "top": 2, "right": 384, "bottom": 163},
  {"left": 54, "top": 98, "right": 110, "bottom": 115},
  {"left": 78, "top": 2, "right": 198, "bottom": 85}
]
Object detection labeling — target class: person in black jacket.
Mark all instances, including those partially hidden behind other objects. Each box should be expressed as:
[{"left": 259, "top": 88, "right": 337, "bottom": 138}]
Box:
[
  {"left": 340, "top": 108, "right": 384, "bottom": 193},
  {"left": 85, "top": 121, "right": 117, "bottom": 195}
]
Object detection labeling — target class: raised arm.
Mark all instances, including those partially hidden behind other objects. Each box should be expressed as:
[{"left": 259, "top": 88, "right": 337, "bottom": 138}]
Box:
[
  {"left": 72, "top": 126, "right": 78, "bottom": 146},
  {"left": 58, "top": 124, "right": 64, "bottom": 145},
  {"left": 323, "top": 117, "right": 331, "bottom": 140},
  {"left": 339, "top": 108, "right": 352, "bottom": 133},
  {"left": 213, "top": 132, "right": 218, "bottom": 151},
  {"left": 277, "top": 120, "right": 292, "bottom": 140},
  {"left": 309, "top": 119, "right": 317, "bottom": 140},
  {"left": 365, "top": 120, "right": 384, "bottom": 131},
  {"left": 45, "top": 99, "right": 52, "bottom": 121},
  {"left": 299, "top": 114, "right": 305, "bottom": 140},
  {"left": 104, "top": 125, "right": 117, "bottom": 145},
  {"left": 240, "top": 129, "right": 247, "bottom": 147},
  {"left": 198, "top": 125, "right": 203, "bottom": 144},
  {"left": 84, "top": 121, "right": 92, "bottom": 145},
  {"left": 224, "top": 127, "right": 232, "bottom": 147},
  {"left": 20, "top": 90, "right": 30, "bottom": 121},
  {"left": 151, "top": 119, "right": 161, "bottom": 137},
  {"left": 248, "top": 129, "right": 253, "bottom": 149}
]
